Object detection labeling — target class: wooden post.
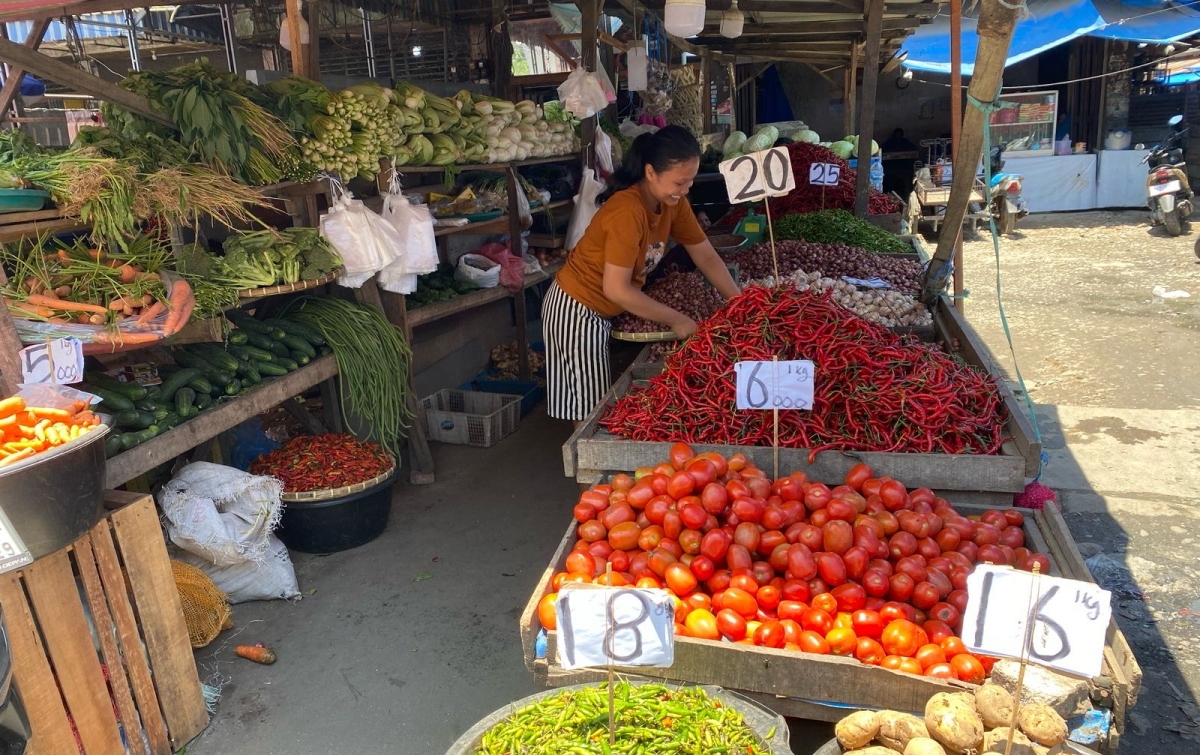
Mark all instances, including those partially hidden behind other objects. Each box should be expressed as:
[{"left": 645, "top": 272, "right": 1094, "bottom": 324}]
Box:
[
  {"left": 0, "top": 36, "right": 171, "bottom": 126},
  {"left": 286, "top": 0, "right": 309, "bottom": 77},
  {"left": 580, "top": 0, "right": 600, "bottom": 171},
  {"left": 507, "top": 167, "right": 532, "bottom": 382},
  {"left": 922, "top": 0, "right": 1022, "bottom": 303},
  {"left": 0, "top": 17, "right": 49, "bottom": 120},
  {"left": 854, "top": 0, "right": 884, "bottom": 217},
  {"left": 843, "top": 42, "right": 858, "bottom": 149},
  {"left": 950, "top": 0, "right": 965, "bottom": 313},
  {"left": 307, "top": 0, "right": 321, "bottom": 82},
  {"left": 491, "top": 0, "right": 513, "bottom": 99}
]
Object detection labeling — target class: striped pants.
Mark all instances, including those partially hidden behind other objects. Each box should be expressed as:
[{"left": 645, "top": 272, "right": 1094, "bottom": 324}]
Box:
[{"left": 544, "top": 281, "right": 611, "bottom": 421}]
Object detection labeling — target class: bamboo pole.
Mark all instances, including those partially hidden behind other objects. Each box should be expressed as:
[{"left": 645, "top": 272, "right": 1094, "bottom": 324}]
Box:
[
  {"left": 921, "top": 0, "right": 1022, "bottom": 303},
  {"left": 854, "top": 0, "right": 885, "bottom": 217},
  {"left": 950, "top": 0, "right": 964, "bottom": 312}
]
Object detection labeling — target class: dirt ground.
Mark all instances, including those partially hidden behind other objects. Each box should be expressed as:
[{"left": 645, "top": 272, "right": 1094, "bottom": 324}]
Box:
[{"left": 957, "top": 210, "right": 1200, "bottom": 752}]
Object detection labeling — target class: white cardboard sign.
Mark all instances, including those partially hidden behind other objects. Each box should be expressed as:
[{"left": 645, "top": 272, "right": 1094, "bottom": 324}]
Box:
[
  {"left": 20, "top": 337, "right": 83, "bottom": 385},
  {"left": 719, "top": 146, "right": 795, "bottom": 203},
  {"left": 555, "top": 585, "right": 675, "bottom": 670},
  {"left": 808, "top": 162, "right": 842, "bottom": 186},
  {"left": 734, "top": 360, "right": 814, "bottom": 411}
]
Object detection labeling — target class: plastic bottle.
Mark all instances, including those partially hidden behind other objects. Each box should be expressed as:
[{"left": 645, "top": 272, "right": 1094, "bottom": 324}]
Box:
[{"left": 869, "top": 156, "right": 884, "bottom": 193}]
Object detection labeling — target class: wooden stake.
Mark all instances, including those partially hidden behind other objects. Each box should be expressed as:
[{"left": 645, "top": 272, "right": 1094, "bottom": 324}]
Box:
[
  {"left": 1004, "top": 561, "right": 1042, "bottom": 755},
  {"left": 753, "top": 150, "right": 780, "bottom": 282},
  {"left": 950, "top": 0, "right": 965, "bottom": 313},
  {"left": 772, "top": 355, "right": 779, "bottom": 480},
  {"left": 605, "top": 561, "right": 616, "bottom": 747},
  {"left": 854, "top": 0, "right": 884, "bottom": 218}
]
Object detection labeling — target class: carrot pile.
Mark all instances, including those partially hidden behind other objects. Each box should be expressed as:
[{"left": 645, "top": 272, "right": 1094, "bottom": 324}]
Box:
[{"left": 0, "top": 395, "right": 102, "bottom": 468}]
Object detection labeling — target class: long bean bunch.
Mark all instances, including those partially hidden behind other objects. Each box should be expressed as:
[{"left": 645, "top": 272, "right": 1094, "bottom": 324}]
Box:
[
  {"left": 280, "top": 296, "right": 413, "bottom": 453},
  {"left": 476, "top": 682, "right": 775, "bottom": 755}
]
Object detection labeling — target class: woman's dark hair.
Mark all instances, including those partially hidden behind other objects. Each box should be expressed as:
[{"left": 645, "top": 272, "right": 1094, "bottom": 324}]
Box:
[{"left": 599, "top": 125, "right": 701, "bottom": 203}]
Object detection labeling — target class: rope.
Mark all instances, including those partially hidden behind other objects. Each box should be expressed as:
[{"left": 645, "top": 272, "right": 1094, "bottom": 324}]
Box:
[{"left": 968, "top": 93, "right": 1050, "bottom": 479}]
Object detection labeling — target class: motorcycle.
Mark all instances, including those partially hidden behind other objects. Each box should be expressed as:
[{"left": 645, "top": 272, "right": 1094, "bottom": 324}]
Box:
[
  {"left": 988, "top": 145, "right": 1027, "bottom": 235},
  {"left": 1141, "top": 114, "right": 1193, "bottom": 237}
]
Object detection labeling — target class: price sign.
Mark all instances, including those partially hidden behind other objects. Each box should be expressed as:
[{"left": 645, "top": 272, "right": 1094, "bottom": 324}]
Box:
[
  {"left": 0, "top": 508, "right": 32, "bottom": 574},
  {"left": 719, "top": 146, "right": 795, "bottom": 203},
  {"left": 809, "top": 163, "right": 842, "bottom": 186},
  {"left": 555, "top": 585, "right": 675, "bottom": 670},
  {"left": 20, "top": 338, "right": 83, "bottom": 385},
  {"left": 962, "top": 565, "right": 1112, "bottom": 678},
  {"left": 734, "top": 360, "right": 814, "bottom": 411}
]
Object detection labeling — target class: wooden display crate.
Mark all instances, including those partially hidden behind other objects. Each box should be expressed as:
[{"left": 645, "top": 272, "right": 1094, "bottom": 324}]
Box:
[
  {"left": 0, "top": 491, "right": 209, "bottom": 755},
  {"left": 567, "top": 295, "right": 1040, "bottom": 503},
  {"left": 518, "top": 503, "right": 1141, "bottom": 753}
]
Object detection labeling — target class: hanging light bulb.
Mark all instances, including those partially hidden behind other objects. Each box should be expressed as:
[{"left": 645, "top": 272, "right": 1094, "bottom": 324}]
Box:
[
  {"left": 720, "top": 0, "right": 744, "bottom": 39},
  {"left": 664, "top": 0, "right": 706, "bottom": 38},
  {"left": 412, "top": 45, "right": 422, "bottom": 57}
]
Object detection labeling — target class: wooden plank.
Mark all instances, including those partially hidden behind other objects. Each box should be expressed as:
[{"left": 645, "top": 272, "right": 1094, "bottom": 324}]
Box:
[
  {"left": 0, "top": 216, "right": 89, "bottom": 244},
  {"left": 285, "top": 0, "right": 309, "bottom": 78},
  {"left": 518, "top": 518, "right": 578, "bottom": 672},
  {"left": 855, "top": 0, "right": 885, "bottom": 217},
  {"left": 507, "top": 166, "right": 531, "bottom": 381},
  {"left": 844, "top": 42, "right": 858, "bottom": 136},
  {"left": 281, "top": 397, "right": 328, "bottom": 435},
  {"left": 89, "top": 518, "right": 172, "bottom": 755},
  {"left": 0, "top": 208, "right": 68, "bottom": 224},
  {"left": 0, "top": 36, "right": 171, "bottom": 126},
  {"left": 0, "top": 1, "right": 160, "bottom": 23},
  {"left": 0, "top": 16, "right": 49, "bottom": 117},
  {"left": 111, "top": 501, "right": 209, "bottom": 748},
  {"left": 23, "top": 550, "right": 125, "bottom": 755},
  {"left": 106, "top": 355, "right": 338, "bottom": 486},
  {"left": 72, "top": 536, "right": 150, "bottom": 755},
  {"left": 0, "top": 573, "right": 76, "bottom": 755}
]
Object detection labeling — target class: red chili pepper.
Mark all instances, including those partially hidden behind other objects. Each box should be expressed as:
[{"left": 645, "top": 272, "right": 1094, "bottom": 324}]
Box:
[{"left": 250, "top": 433, "right": 393, "bottom": 492}]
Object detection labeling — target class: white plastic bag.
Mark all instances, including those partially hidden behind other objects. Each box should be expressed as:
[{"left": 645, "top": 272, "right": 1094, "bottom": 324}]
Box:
[
  {"left": 596, "top": 128, "right": 614, "bottom": 175},
  {"left": 379, "top": 171, "right": 439, "bottom": 294},
  {"left": 454, "top": 253, "right": 501, "bottom": 288},
  {"left": 319, "top": 179, "right": 402, "bottom": 289},
  {"left": 558, "top": 68, "right": 610, "bottom": 119},
  {"left": 159, "top": 462, "right": 300, "bottom": 604},
  {"left": 566, "top": 168, "right": 605, "bottom": 251}
]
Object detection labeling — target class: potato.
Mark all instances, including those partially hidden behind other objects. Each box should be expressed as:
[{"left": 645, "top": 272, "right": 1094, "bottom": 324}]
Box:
[
  {"left": 904, "top": 737, "right": 947, "bottom": 755},
  {"left": 878, "top": 711, "right": 930, "bottom": 752},
  {"left": 845, "top": 748, "right": 897, "bottom": 755},
  {"left": 981, "top": 727, "right": 1037, "bottom": 755},
  {"left": 925, "top": 692, "right": 984, "bottom": 754},
  {"left": 1018, "top": 702, "right": 1068, "bottom": 747},
  {"left": 837, "top": 711, "right": 882, "bottom": 750},
  {"left": 975, "top": 683, "right": 1016, "bottom": 729}
]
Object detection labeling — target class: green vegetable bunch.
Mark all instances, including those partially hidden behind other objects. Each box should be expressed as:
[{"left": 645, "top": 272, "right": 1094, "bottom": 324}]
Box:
[
  {"left": 774, "top": 209, "right": 911, "bottom": 255},
  {"left": 214, "top": 228, "right": 341, "bottom": 289}
]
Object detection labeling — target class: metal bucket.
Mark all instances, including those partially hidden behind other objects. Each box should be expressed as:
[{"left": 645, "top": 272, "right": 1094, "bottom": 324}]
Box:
[{"left": 0, "top": 426, "right": 109, "bottom": 563}]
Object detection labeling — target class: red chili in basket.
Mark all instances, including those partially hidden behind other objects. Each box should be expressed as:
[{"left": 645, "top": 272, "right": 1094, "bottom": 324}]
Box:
[
  {"left": 250, "top": 433, "right": 393, "bottom": 492},
  {"left": 600, "top": 287, "right": 1009, "bottom": 457}
]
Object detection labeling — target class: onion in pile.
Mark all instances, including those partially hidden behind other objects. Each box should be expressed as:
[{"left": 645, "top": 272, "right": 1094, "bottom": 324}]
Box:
[
  {"left": 614, "top": 272, "right": 726, "bottom": 333},
  {"left": 728, "top": 240, "right": 923, "bottom": 293},
  {"left": 748, "top": 270, "right": 932, "bottom": 328}
]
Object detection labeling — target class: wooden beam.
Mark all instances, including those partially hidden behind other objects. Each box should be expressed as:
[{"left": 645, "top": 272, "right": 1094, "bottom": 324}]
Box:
[
  {"left": 923, "top": 0, "right": 1022, "bottom": 302},
  {"left": 613, "top": 0, "right": 737, "bottom": 63},
  {"left": 697, "top": 18, "right": 920, "bottom": 36},
  {"left": 307, "top": 0, "right": 321, "bottom": 82},
  {"left": 286, "top": 0, "right": 309, "bottom": 77},
  {"left": 0, "top": 16, "right": 48, "bottom": 119},
  {"left": 844, "top": 42, "right": 859, "bottom": 135},
  {"left": 629, "top": 1, "right": 941, "bottom": 16},
  {"left": 701, "top": 34, "right": 910, "bottom": 48},
  {"left": 581, "top": 0, "right": 598, "bottom": 170},
  {"left": 881, "top": 49, "right": 907, "bottom": 74},
  {"left": 0, "top": 0, "right": 151, "bottom": 23},
  {"left": 855, "top": 0, "right": 884, "bottom": 217},
  {"left": 950, "top": 0, "right": 964, "bottom": 312},
  {"left": 0, "top": 36, "right": 171, "bottom": 126}
]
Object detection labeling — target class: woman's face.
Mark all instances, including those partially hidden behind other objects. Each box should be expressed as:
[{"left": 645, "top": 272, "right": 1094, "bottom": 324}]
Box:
[{"left": 645, "top": 157, "right": 700, "bottom": 207}]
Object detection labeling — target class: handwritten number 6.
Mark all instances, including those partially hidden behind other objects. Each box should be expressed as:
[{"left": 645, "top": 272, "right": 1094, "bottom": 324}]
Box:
[
  {"left": 746, "top": 362, "right": 769, "bottom": 408},
  {"left": 1029, "top": 586, "right": 1071, "bottom": 662}
]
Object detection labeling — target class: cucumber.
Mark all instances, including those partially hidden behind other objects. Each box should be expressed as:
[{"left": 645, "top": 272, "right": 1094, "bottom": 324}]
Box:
[
  {"left": 159, "top": 368, "right": 201, "bottom": 402},
  {"left": 240, "top": 371, "right": 260, "bottom": 387},
  {"left": 262, "top": 318, "right": 326, "bottom": 346},
  {"left": 195, "top": 393, "right": 212, "bottom": 411},
  {"left": 173, "top": 348, "right": 235, "bottom": 384},
  {"left": 280, "top": 335, "right": 316, "bottom": 358},
  {"left": 255, "top": 361, "right": 288, "bottom": 377},
  {"left": 188, "top": 377, "right": 213, "bottom": 395},
  {"left": 228, "top": 330, "right": 249, "bottom": 345},
  {"left": 240, "top": 361, "right": 261, "bottom": 383},
  {"left": 189, "top": 343, "right": 240, "bottom": 373},
  {"left": 245, "top": 332, "right": 278, "bottom": 352},
  {"left": 274, "top": 357, "right": 299, "bottom": 372},
  {"left": 113, "top": 410, "right": 141, "bottom": 428},
  {"left": 318, "top": 345, "right": 333, "bottom": 357},
  {"left": 156, "top": 412, "right": 181, "bottom": 431},
  {"left": 84, "top": 371, "right": 147, "bottom": 400},
  {"left": 226, "top": 311, "right": 274, "bottom": 334},
  {"left": 289, "top": 350, "right": 311, "bottom": 366},
  {"left": 120, "top": 428, "right": 157, "bottom": 450},
  {"left": 230, "top": 344, "right": 274, "bottom": 363},
  {"left": 104, "top": 435, "right": 123, "bottom": 458},
  {"left": 134, "top": 398, "right": 158, "bottom": 412},
  {"left": 91, "top": 388, "right": 134, "bottom": 412},
  {"left": 175, "top": 387, "right": 196, "bottom": 418},
  {"left": 144, "top": 384, "right": 162, "bottom": 399},
  {"left": 223, "top": 378, "right": 243, "bottom": 395},
  {"left": 150, "top": 406, "right": 170, "bottom": 421},
  {"left": 132, "top": 411, "right": 155, "bottom": 429}
]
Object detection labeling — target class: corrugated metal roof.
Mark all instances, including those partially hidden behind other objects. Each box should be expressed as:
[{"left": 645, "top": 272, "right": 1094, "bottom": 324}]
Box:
[{"left": 4, "top": 9, "right": 220, "bottom": 45}]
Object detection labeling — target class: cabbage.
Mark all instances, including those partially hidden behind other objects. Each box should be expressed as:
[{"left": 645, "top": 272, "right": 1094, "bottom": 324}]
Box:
[
  {"left": 753, "top": 125, "right": 779, "bottom": 146},
  {"left": 853, "top": 139, "right": 880, "bottom": 157},
  {"left": 794, "top": 129, "right": 820, "bottom": 144},
  {"left": 723, "top": 131, "right": 747, "bottom": 157},
  {"left": 844, "top": 134, "right": 859, "bottom": 146},
  {"left": 829, "top": 140, "right": 854, "bottom": 159}
]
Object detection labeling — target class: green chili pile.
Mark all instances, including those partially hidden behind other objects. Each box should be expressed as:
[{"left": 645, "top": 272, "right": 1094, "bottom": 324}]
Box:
[
  {"left": 476, "top": 682, "right": 774, "bottom": 755},
  {"left": 280, "top": 296, "right": 413, "bottom": 453},
  {"left": 250, "top": 433, "right": 392, "bottom": 492}
]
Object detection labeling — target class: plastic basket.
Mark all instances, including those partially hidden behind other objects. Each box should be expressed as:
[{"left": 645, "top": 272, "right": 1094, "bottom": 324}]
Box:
[
  {"left": 420, "top": 389, "right": 521, "bottom": 447},
  {"left": 461, "top": 371, "right": 545, "bottom": 417}
]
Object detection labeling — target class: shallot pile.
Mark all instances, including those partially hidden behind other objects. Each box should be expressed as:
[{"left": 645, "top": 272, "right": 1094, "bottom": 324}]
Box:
[
  {"left": 614, "top": 271, "right": 726, "bottom": 333},
  {"left": 748, "top": 270, "right": 932, "bottom": 328},
  {"left": 728, "top": 240, "right": 924, "bottom": 293}
]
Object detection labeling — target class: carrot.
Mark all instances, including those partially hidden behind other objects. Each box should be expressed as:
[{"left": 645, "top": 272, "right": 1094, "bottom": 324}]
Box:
[
  {"left": 162, "top": 279, "right": 193, "bottom": 335},
  {"left": 54, "top": 285, "right": 72, "bottom": 297},
  {"left": 86, "top": 248, "right": 103, "bottom": 260},
  {"left": 25, "top": 294, "right": 108, "bottom": 315},
  {"left": 92, "top": 330, "right": 161, "bottom": 345},
  {"left": 55, "top": 250, "right": 69, "bottom": 265},
  {"left": 30, "top": 407, "right": 71, "bottom": 422},
  {"left": 118, "top": 264, "right": 136, "bottom": 283},
  {"left": 0, "top": 448, "right": 34, "bottom": 467},
  {"left": 135, "top": 272, "right": 160, "bottom": 282},
  {"left": 141, "top": 294, "right": 153, "bottom": 306},
  {"left": 108, "top": 297, "right": 136, "bottom": 310},
  {"left": 0, "top": 397, "right": 25, "bottom": 419},
  {"left": 135, "top": 300, "right": 167, "bottom": 326},
  {"left": 235, "top": 645, "right": 277, "bottom": 664},
  {"left": 88, "top": 314, "right": 106, "bottom": 325}
]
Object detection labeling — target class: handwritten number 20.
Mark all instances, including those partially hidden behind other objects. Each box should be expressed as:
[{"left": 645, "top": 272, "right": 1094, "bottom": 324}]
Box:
[{"left": 732, "top": 151, "right": 789, "bottom": 201}]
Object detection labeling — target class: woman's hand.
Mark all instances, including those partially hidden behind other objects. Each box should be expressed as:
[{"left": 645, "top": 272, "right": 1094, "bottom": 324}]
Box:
[
  {"left": 669, "top": 315, "right": 697, "bottom": 340},
  {"left": 683, "top": 240, "right": 741, "bottom": 300}
]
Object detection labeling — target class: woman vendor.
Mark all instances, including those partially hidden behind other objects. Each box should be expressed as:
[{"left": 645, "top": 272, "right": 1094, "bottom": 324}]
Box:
[{"left": 545, "top": 126, "right": 741, "bottom": 425}]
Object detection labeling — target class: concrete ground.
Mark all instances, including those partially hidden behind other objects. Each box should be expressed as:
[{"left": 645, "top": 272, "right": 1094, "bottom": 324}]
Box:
[{"left": 187, "top": 210, "right": 1200, "bottom": 754}]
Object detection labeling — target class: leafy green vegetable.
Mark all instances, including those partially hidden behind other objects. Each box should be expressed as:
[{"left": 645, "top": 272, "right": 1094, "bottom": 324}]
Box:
[{"left": 773, "top": 209, "right": 911, "bottom": 255}]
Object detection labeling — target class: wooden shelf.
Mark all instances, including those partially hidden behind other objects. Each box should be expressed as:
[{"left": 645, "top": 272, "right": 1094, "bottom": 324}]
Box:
[
  {"left": 433, "top": 199, "right": 573, "bottom": 238},
  {"left": 0, "top": 208, "right": 88, "bottom": 244},
  {"left": 408, "top": 260, "right": 564, "bottom": 328},
  {"left": 105, "top": 355, "right": 338, "bottom": 487},
  {"left": 396, "top": 153, "right": 581, "bottom": 176}
]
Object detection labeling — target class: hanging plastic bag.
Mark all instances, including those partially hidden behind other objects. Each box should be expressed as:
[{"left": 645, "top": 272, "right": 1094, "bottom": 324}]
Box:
[
  {"left": 476, "top": 242, "right": 525, "bottom": 293},
  {"left": 455, "top": 253, "right": 501, "bottom": 288},
  {"left": 513, "top": 179, "right": 534, "bottom": 230},
  {"left": 593, "top": 60, "right": 618, "bottom": 105},
  {"left": 595, "top": 128, "right": 615, "bottom": 176},
  {"left": 558, "top": 68, "right": 610, "bottom": 119},
  {"left": 566, "top": 168, "right": 605, "bottom": 251},
  {"left": 378, "top": 170, "right": 438, "bottom": 294},
  {"left": 319, "top": 179, "right": 401, "bottom": 289}
]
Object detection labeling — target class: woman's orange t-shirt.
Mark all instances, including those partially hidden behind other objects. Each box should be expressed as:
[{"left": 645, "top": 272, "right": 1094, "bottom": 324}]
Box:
[{"left": 555, "top": 185, "right": 707, "bottom": 318}]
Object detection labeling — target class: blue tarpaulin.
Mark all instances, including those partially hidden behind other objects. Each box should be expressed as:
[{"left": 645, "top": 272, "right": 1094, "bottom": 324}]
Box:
[{"left": 903, "top": 0, "right": 1200, "bottom": 75}]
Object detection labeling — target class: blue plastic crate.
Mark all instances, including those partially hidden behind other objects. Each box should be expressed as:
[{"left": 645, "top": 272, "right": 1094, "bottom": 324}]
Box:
[{"left": 461, "top": 369, "right": 545, "bottom": 417}]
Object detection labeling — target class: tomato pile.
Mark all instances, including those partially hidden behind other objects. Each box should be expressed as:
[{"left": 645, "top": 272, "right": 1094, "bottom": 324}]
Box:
[{"left": 537, "top": 443, "right": 1050, "bottom": 682}]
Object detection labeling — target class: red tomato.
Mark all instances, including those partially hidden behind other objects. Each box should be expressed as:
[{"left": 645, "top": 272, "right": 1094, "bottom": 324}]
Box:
[
  {"left": 706, "top": 569, "right": 732, "bottom": 593},
  {"left": 716, "top": 608, "right": 747, "bottom": 641},
  {"left": 811, "top": 592, "right": 838, "bottom": 614},
  {"left": 804, "top": 484, "right": 832, "bottom": 512},
  {"left": 816, "top": 552, "right": 848, "bottom": 587},
  {"left": 727, "top": 544, "right": 753, "bottom": 571},
  {"left": 786, "top": 543, "right": 818, "bottom": 580},
  {"left": 574, "top": 502, "right": 597, "bottom": 523},
  {"left": 662, "top": 511, "right": 683, "bottom": 541},
  {"left": 1021, "top": 553, "right": 1052, "bottom": 573},
  {"left": 832, "top": 583, "right": 867, "bottom": 613},
  {"left": 754, "top": 620, "right": 786, "bottom": 648},
  {"left": 538, "top": 593, "right": 558, "bottom": 630},
  {"left": 801, "top": 608, "right": 834, "bottom": 634},
  {"left": 579, "top": 520, "right": 607, "bottom": 544},
  {"left": 922, "top": 620, "right": 954, "bottom": 645},
  {"left": 845, "top": 463, "right": 872, "bottom": 492},
  {"left": 678, "top": 503, "right": 707, "bottom": 531},
  {"left": 607, "top": 522, "right": 641, "bottom": 551},
  {"left": 687, "top": 554, "right": 715, "bottom": 582},
  {"left": 855, "top": 637, "right": 886, "bottom": 665},
  {"left": 782, "top": 579, "right": 811, "bottom": 603},
  {"left": 861, "top": 569, "right": 890, "bottom": 598},
  {"left": 778, "top": 600, "right": 808, "bottom": 621},
  {"left": 608, "top": 550, "right": 630, "bottom": 573},
  {"left": 931, "top": 602, "right": 961, "bottom": 627},
  {"left": 657, "top": 538, "right": 683, "bottom": 559},
  {"left": 685, "top": 609, "right": 719, "bottom": 640},
  {"left": 636, "top": 576, "right": 662, "bottom": 589},
  {"left": 668, "top": 442, "right": 694, "bottom": 471},
  {"left": 889, "top": 531, "right": 919, "bottom": 560},
  {"left": 665, "top": 563, "right": 698, "bottom": 595},
  {"left": 809, "top": 509, "right": 831, "bottom": 528},
  {"left": 769, "top": 543, "right": 792, "bottom": 574},
  {"left": 881, "top": 619, "right": 923, "bottom": 657},
  {"left": 757, "top": 585, "right": 781, "bottom": 610},
  {"left": 911, "top": 581, "right": 940, "bottom": 611},
  {"left": 941, "top": 636, "right": 968, "bottom": 658},
  {"left": 799, "top": 630, "right": 831, "bottom": 654},
  {"left": 732, "top": 497, "right": 765, "bottom": 523},
  {"left": 950, "top": 653, "right": 986, "bottom": 684},
  {"left": 915, "top": 643, "right": 947, "bottom": 670},
  {"left": 779, "top": 618, "right": 803, "bottom": 646},
  {"left": 924, "top": 663, "right": 958, "bottom": 680},
  {"left": 879, "top": 480, "right": 909, "bottom": 511},
  {"left": 647, "top": 549, "right": 676, "bottom": 577},
  {"left": 699, "top": 529, "right": 730, "bottom": 562},
  {"left": 851, "top": 609, "right": 884, "bottom": 639},
  {"left": 887, "top": 573, "right": 915, "bottom": 602},
  {"left": 566, "top": 550, "right": 596, "bottom": 576},
  {"left": 880, "top": 601, "right": 913, "bottom": 623},
  {"left": 699, "top": 482, "right": 729, "bottom": 516},
  {"left": 686, "top": 459, "right": 717, "bottom": 489},
  {"left": 722, "top": 587, "right": 759, "bottom": 619},
  {"left": 826, "top": 627, "right": 857, "bottom": 656}
]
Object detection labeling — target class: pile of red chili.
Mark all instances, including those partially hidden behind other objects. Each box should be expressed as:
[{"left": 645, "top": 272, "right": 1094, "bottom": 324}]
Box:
[
  {"left": 601, "top": 287, "right": 1009, "bottom": 457},
  {"left": 724, "top": 143, "right": 902, "bottom": 224},
  {"left": 251, "top": 433, "right": 393, "bottom": 492}
]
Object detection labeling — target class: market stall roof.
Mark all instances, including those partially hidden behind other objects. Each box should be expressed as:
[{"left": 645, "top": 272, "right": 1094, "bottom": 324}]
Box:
[
  {"left": 903, "top": 0, "right": 1200, "bottom": 75},
  {"left": 612, "top": 0, "right": 948, "bottom": 64}
]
